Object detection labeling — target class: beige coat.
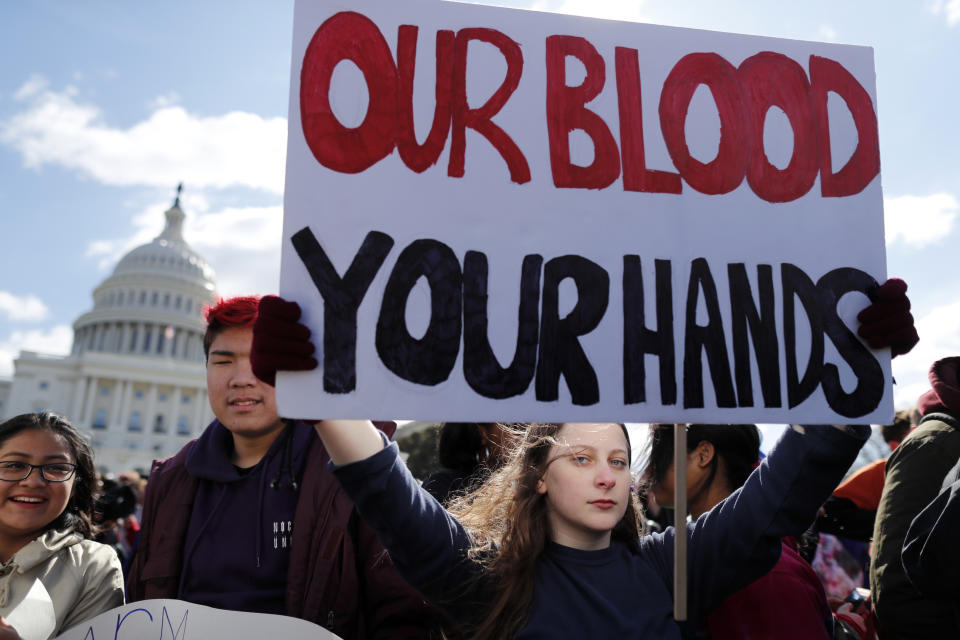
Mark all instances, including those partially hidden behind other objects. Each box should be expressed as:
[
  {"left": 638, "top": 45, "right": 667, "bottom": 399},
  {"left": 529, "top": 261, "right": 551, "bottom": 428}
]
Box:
[{"left": 0, "top": 529, "right": 124, "bottom": 636}]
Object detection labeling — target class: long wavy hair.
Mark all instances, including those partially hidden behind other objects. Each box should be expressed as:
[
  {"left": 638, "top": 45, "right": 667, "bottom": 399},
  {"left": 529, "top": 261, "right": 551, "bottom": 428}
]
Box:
[
  {"left": 0, "top": 412, "right": 97, "bottom": 538},
  {"left": 447, "top": 422, "right": 644, "bottom": 640}
]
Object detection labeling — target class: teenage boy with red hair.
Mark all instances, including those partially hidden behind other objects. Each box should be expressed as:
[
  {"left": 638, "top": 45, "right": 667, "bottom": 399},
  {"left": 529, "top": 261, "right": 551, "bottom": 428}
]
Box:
[{"left": 127, "top": 296, "right": 436, "bottom": 639}]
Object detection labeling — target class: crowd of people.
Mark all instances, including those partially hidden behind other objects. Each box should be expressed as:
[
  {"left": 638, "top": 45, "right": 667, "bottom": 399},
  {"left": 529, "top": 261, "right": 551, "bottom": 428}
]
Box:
[{"left": 0, "top": 282, "right": 956, "bottom": 639}]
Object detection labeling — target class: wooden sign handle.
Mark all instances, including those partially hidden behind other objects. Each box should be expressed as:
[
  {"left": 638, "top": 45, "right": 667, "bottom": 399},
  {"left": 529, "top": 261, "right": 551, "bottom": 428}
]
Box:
[{"left": 673, "top": 423, "right": 688, "bottom": 621}]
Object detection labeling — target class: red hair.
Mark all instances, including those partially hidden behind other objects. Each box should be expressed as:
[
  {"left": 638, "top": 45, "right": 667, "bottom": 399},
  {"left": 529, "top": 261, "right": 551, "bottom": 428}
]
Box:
[{"left": 202, "top": 296, "right": 261, "bottom": 358}]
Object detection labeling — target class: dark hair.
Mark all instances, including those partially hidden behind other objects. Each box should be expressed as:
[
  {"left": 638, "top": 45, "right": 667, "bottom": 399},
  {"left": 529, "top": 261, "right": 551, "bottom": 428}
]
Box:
[
  {"left": 647, "top": 423, "right": 761, "bottom": 494},
  {"left": 882, "top": 411, "right": 912, "bottom": 444},
  {"left": 202, "top": 296, "right": 260, "bottom": 358},
  {"left": 0, "top": 412, "right": 97, "bottom": 538},
  {"left": 450, "top": 422, "right": 643, "bottom": 640},
  {"left": 436, "top": 422, "right": 486, "bottom": 473}
]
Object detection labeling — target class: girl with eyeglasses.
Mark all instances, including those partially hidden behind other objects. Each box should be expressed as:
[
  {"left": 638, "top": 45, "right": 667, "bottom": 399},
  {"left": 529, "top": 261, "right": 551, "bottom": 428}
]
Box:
[{"left": 0, "top": 412, "right": 123, "bottom": 639}]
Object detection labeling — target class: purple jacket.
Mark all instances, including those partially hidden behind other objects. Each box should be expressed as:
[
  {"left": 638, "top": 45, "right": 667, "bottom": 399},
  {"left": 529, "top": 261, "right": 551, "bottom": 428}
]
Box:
[{"left": 127, "top": 420, "right": 437, "bottom": 639}]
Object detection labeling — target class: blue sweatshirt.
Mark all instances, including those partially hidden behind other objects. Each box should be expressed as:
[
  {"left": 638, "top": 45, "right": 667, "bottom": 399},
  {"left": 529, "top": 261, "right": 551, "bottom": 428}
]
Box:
[
  {"left": 333, "top": 425, "right": 869, "bottom": 638},
  {"left": 178, "top": 420, "right": 311, "bottom": 614}
]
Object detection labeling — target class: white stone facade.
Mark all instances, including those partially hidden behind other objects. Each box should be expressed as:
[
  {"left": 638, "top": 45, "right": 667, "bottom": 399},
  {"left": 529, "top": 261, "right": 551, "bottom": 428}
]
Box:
[{"left": 2, "top": 197, "right": 217, "bottom": 472}]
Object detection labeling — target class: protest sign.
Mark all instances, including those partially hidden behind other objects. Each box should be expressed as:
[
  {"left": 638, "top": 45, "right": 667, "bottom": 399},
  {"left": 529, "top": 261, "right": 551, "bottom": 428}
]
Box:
[
  {"left": 278, "top": 0, "right": 891, "bottom": 423},
  {"left": 7, "top": 579, "right": 56, "bottom": 640},
  {"left": 54, "top": 599, "right": 341, "bottom": 640}
]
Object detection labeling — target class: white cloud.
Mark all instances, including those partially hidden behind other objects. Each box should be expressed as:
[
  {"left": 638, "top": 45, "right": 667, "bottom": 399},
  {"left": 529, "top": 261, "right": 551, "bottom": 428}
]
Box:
[
  {"left": 930, "top": 0, "right": 960, "bottom": 25},
  {"left": 13, "top": 75, "right": 48, "bottom": 101},
  {"left": 0, "top": 325, "right": 73, "bottom": 378},
  {"left": 84, "top": 198, "right": 283, "bottom": 297},
  {"left": 84, "top": 205, "right": 164, "bottom": 270},
  {"left": 147, "top": 91, "right": 181, "bottom": 111},
  {"left": 884, "top": 193, "right": 958, "bottom": 248},
  {"left": 818, "top": 25, "right": 837, "bottom": 40},
  {"left": 206, "top": 246, "right": 282, "bottom": 299},
  {"left": 189, "top": 205, "right": 283, "bottom": 252},
  {"left": 189, "top": 204, "right": 284, "bottom": 297},
  {"left": 0, "top": 292, "right": 49, "bottom": 322},
  {"left": 892, "top": 297, "right": 960, "bottom": 408},
  {"left": 0, "top": 79, "right": 286, "bottom": 194}
]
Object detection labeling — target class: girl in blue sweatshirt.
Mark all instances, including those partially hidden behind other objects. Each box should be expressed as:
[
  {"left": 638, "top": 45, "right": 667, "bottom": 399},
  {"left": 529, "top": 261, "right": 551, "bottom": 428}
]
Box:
[
  {"left": 251, "top": 292, "right": 911, "bottom": 638},
  {"left": 314, "top": 419, "right": 868, "bottom": 639}
]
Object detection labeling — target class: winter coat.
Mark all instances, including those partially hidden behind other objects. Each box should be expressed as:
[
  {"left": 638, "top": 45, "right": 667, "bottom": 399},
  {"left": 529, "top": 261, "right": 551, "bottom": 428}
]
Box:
[
  {"left": 126, "top": 420, "right": 435, "bottom": 639},
  {"left": 870, "top": 356, "right": 960, "bottom": 639},
  {"left": 0, "top": 529, "right": 124, "bottom": 636}
]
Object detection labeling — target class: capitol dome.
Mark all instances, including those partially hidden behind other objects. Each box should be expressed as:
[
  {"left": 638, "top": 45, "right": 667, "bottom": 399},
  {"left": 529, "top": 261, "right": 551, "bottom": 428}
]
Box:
[
  {"left": 71, "top": 192, "right": 218, "bottom": 363},
  {"left": 111, "top": 203, "right": 215, "bottom": 287},
  {"left": 4, "top": 186, "right": 219, "bottom": 472}
]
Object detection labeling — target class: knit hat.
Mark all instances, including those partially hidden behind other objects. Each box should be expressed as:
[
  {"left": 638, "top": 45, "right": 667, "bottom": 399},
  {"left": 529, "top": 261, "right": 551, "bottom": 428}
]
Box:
[{"left": 917, "top": 356, "right": 960, "bottom": 416}]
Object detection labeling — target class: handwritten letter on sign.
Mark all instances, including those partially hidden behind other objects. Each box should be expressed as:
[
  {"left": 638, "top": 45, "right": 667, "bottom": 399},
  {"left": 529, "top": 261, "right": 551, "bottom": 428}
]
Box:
[
  {"left": 278, "top": 0, "right": 892, "bottom": 424},
  {"left": 54, "top": 599, "right": 341, "bottom": 640}
]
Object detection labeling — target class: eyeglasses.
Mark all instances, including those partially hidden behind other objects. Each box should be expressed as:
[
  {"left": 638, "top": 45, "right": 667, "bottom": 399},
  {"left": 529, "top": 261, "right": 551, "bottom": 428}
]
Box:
[{"left": 0, "top": 461, "right": 77, "bottom": 483}]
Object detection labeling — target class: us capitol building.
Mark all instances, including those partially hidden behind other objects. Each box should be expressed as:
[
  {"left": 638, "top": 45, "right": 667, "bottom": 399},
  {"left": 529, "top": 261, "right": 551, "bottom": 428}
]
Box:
[{"left": 0, "top": 193, "right": 217, "bottom": 472}]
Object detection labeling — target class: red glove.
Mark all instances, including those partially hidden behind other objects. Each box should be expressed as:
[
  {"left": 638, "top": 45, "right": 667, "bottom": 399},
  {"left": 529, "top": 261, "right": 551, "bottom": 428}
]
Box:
[
  {"left": 834, "top": 605, "right": 868, "bottom": 640},
  {"left": 856, "top": 278, "right": 919, "bottom": 357},
  {"left": 251, "top": 296, "right": 318, "bottom": 386}
]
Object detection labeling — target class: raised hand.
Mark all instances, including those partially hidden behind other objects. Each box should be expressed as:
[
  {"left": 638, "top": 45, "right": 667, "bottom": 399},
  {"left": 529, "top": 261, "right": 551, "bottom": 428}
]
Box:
[
  {"left": 251, "top": 295, "right": 318, "bottom": 386},
  {"left": 857, "top": 278, "right": 919, "bottom": 357}
]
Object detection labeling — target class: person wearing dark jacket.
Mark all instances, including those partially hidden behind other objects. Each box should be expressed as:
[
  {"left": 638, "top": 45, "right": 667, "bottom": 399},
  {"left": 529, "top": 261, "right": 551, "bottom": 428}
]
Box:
[
  {"left": 870, "top": 355, "right": 960, "bottom": 639},
  {"left": 126, "top": 296, "right": 436, "bottom": 639},
  {"left": 901, "top": 456, "right": 960, "bottom": 635},
  {"left": 647, "top": 423, "right": 833, "bottom": 640}
]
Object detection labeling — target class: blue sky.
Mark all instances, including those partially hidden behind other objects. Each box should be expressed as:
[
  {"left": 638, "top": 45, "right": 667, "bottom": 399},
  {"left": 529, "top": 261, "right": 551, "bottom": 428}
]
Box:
[{"left": 1, "top": 0, "right": 958, "bottom": 411}]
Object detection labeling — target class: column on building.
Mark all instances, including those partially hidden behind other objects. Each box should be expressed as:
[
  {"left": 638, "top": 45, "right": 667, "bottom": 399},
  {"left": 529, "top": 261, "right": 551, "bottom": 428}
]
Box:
[
  {"left": 69, "top": 376, "right": 89, "bottom": 422},
  {"left": 105, "top": 323, "right": 115, "bottom": 352},
  {"left": 191, "top": 388, "right": 206, "bottom": 432},
  {"left": 107, "top": 379, "right": 123, "bottom": 429},
  {"left": 144, "top": 384, "right": 158, "bottom": 435},
  {"left": 183, "top": 329, "right": 193, "bottom": 360},
  {"left": 142, "top": 323, "right": 153, "bottom": 354},
  {"left": 81, "top": 377, "right": 98, "bottom": 427},
  {"left": 172, "top": 328, "right": 182, "bottom": 360},
  {"left": 134, "top": 322, "right": 147, "bottom": 354},
  {"left": 168, "top": 385, "right": 181, "bottom": 436},
  {"left": 112, "top": 380, "right": 131, "bottom": 429},
  {"left": 201, "top": 391, "right": 213, "bottom": 426},
  {"left": 111, "top": 323, "right": 123, "bottom": 352},
  {"left": 164, "top": 326, "right": 176, "bottom": 358},
  {"left": 120, "top": 323, "right": 132, "bottom": 354}
]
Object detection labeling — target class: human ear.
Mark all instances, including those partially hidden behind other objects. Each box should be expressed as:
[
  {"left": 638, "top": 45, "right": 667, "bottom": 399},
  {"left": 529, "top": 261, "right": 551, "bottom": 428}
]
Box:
[
  {"left": 536, "top": 477, "right": 547, "bottom": 495},
  {"left": 694, "top": 442, "right": 715, "bottom": 468}
]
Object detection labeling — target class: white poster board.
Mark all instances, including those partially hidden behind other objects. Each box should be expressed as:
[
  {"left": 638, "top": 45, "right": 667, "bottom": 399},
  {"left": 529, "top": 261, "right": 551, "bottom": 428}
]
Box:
[
  {"left": 279, "top": 0, "right": 892, "bottom": 424},
  {"left": 54, "top": 599, "right": 341, "bottom": 640},
  {"left": 7, "top": 579, "right": 56, "bottom": 640}
]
